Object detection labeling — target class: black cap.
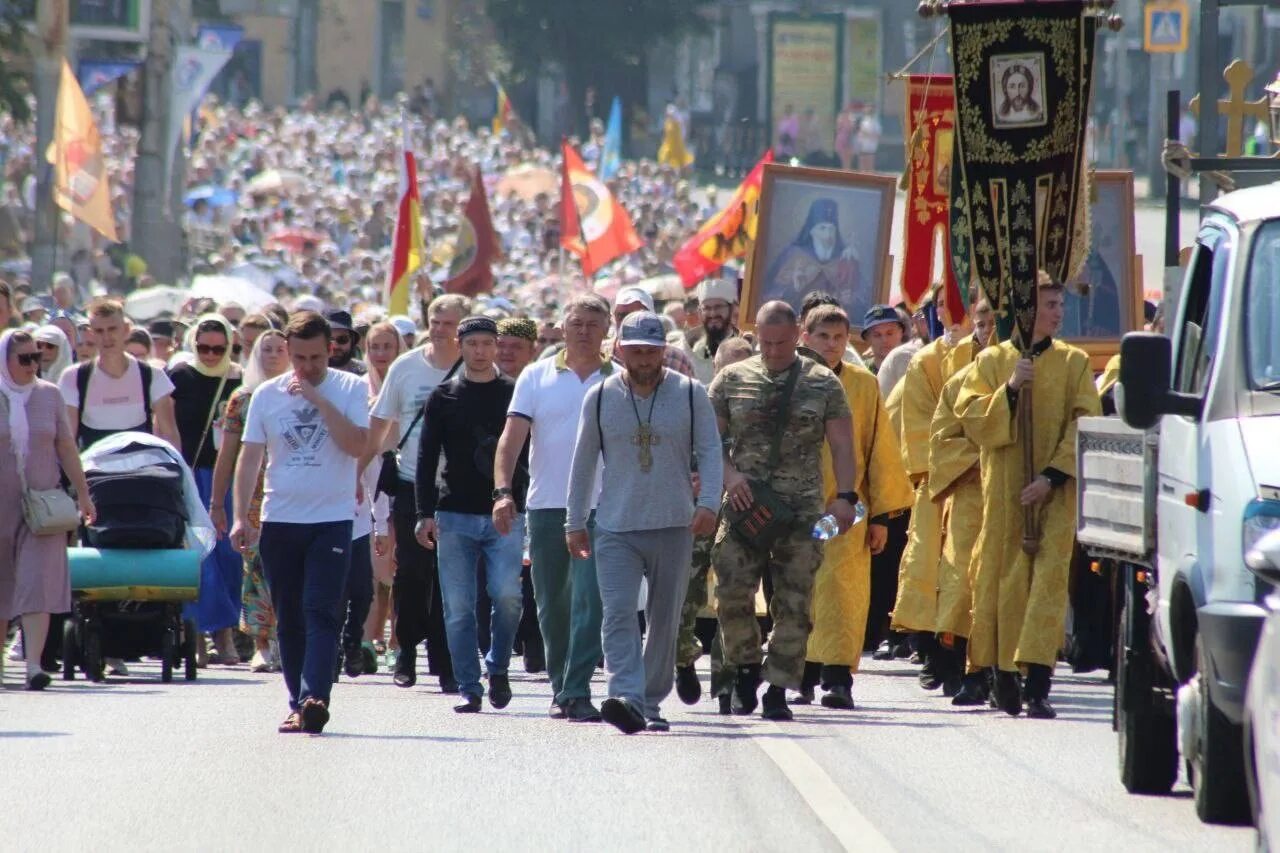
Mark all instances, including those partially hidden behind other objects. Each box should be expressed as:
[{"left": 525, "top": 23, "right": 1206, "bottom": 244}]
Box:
[
  {"left": 148, "top": 319, "right": 175, "bottom": 339},
  {"left": 860, "top": 304, "right": 904, "bottom": 339},
  {"left": 325, "top": 310, "right": 355, "bottom": 333},
  {"left": 457, "top": 315, "right": 499, "bottom": 341}
]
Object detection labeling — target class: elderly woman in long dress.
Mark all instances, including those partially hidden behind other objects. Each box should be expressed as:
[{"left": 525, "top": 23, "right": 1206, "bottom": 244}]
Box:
[{"left": 0, "top": 330, "right": 95, "bottom": 690}]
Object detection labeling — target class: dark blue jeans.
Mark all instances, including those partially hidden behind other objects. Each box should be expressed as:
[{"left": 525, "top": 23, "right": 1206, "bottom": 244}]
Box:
[
  {"left": 259, "top": 520, "right": 353, "bottom": 710},
  {"left": 342, "top": 534, "right": 374, "bottom": 654}
]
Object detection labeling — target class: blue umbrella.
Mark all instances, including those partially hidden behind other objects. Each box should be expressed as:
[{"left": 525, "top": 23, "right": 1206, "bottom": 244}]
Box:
[{"left": 184, "top": 185, "right": 238, "bottom": 208}]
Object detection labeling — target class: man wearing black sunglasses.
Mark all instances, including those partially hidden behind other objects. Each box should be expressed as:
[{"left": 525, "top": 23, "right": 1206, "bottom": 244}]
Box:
[{"left": 326, "top": 310, "right": 367, "bottom": 376}]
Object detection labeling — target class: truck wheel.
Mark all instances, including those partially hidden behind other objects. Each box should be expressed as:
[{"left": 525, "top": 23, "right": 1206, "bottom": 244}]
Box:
[
  {"left": 1191, "top": 636, "right": 1250, "bottom": 825},
  {"left": 1116, "top": 570, "right": 1177, "bottom": 794}
]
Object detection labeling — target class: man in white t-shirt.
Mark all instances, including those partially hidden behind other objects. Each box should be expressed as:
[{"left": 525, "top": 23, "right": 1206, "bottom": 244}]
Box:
[
  {"left": 493, "top": 293, "right": 610, "bottom": 723},
  {"left": 59, "top": 297, "right": 180, "bottom": 450},
  {"left": 232, "top": 311, "right": 370, "bottom": 735},
  {"left": 362, "top": 293, "right": 468, "bottom": 690}
]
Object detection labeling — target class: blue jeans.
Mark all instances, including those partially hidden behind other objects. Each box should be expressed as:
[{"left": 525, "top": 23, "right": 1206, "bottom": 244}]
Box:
[
  {"left": 435, "top": 511, "right": 526, "bottom": 699},
  {"left": 259, "top": 520, "right": 353, "bottom": 710}
]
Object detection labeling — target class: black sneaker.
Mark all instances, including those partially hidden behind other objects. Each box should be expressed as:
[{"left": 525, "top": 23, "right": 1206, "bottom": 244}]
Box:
[
  {"left": 393, "top": 648, "right": 416, "bottom": 688},
  {"left": 454, "top": 694, "right": 483, "bottom": 714},
  {"left": 439, "top": 674, "right": 460, "bottom": 694},
  {"left": 820, "top": 685, "right": 855, "bottom": 710},
  {"left": 344, "top": 647, "right": 363, "bottom": 679},
  {"left": 645, "top": 715, "right": 671, "bottom": 732},
  {"left": 732, "top": 664, "right": 762, "bottom": 715},
  {"left": 360, "top": 645, "right": 378, "bottom": 675},
  {"left": 791, "top": 686, "right": 815, "bottom": 705},
  {"left": 871, "top": 641, "right": 895, "bottom": 661},
  {"left": 760, "top": 685, "right": 793, "bottom": 721},
  {"left": 675, "top": 665, "right": 701, "bottom": 705},
  {"left": 951, "top": 672, "right": 990, "bottom": 707},
  {"left": 994, "top": 670, "right": 1022, "bottom": 717},
  {"left": 523, "top": 645, "right": 546, "bottom": 674},
  {"left": 565, "top": 697, "right": 602, "bottom": 722},
  {"left": 489, "top": 673, "right": 513, "bottom": 709},
  {"left": 1025, "top": 698, "right": 1058, "bottom": 719},
  {"left": 600, "top": 697, "right": 646, "bottom": 734},
  {"left": 717, "top": 693, "right": 732, "bottom": 715},
  {"left": 299, "top": 698, "right": 330, "bottom": 734}
]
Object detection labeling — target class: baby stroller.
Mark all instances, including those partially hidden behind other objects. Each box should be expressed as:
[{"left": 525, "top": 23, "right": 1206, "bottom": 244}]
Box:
[{"left": 61, "top": 433, "right": 216, "bottom": 683}]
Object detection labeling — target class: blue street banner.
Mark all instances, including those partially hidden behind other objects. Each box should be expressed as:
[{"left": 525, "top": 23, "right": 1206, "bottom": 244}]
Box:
[
  {"left": 196, "top": 24, "right": 244, "bottom": 53},
  {"left": 77, "top": 59, "right": 142, "bottom": 96},
  {"left": 600, "top": 96, "right": 623, "bottom": 179},
  {"left": 164, "top": 45, "right": 233, "bottom": 200}
]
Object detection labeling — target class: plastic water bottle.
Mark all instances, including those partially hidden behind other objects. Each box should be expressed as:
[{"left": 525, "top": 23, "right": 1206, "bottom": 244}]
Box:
[{"left": 812, "top": 501, "right": 868, "bottom": 540}]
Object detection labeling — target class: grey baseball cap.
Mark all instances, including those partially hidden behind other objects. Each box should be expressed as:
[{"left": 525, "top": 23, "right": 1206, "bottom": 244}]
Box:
[{"left": 617, "top": 311, "right": 666, "bottom": 347}]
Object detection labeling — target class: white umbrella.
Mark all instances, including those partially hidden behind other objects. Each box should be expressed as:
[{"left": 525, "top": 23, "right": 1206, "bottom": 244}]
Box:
[
  {"left": 124, "top": 285, "right": 188, "bottom": 322},
  {"left": 245, "top": 168, "right": 307, "bottom": 196},
  {"left": 227, "top": 259, "right": 299, "bottom": 291},
  {"left": 189, "top": 275, "right": 277, "bottom": 312}
]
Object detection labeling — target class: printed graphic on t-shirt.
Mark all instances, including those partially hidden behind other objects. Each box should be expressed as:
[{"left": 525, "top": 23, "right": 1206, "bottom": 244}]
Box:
[{"left": 280, "top": 405, "right": 330, "bottom": 464}]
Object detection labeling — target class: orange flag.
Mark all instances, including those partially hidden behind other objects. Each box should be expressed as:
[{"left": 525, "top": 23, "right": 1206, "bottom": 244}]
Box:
[
  {"left": 445, "top": 167, "right": 500, "bottom": 296},
  {"left": 52, "top": 60, "right": 118, "bottom": 242},
  {"left": 384, "top": 114, "right": 423, "bottom": 315},
  {"left": 559, "top": 140, "right": 642, "bottom": 277},
  {"left": 672, "top": 150, "right": 771, "bottom": 286}
]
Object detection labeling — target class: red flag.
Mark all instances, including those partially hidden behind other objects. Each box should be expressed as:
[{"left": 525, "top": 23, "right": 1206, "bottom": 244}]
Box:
[
  {"left": 384, "top": 114, "right": 423, "bottom": 315},
  {"left": 445, "top": 167, "right": 500, "bottom": 296},
  {"left": 672, "top": 150, "right": 771, "bottom": 287},
  {"left": 559, "top": 139, "right": 642, "bottom": 277}
]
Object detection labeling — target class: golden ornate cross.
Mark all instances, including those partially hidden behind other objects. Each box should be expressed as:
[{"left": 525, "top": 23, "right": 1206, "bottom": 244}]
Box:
[
  {"left": 1189, "top": 59, "right": 1271, "bottom": 157},
  {"left": 632, "top": 424, "right": 660, "bottom": 472}
]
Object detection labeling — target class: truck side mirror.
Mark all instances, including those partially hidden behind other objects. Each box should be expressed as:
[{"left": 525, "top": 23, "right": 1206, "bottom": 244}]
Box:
[
  {"left": 1116, "top": 332, "right": 1202, "bottom": 429},
  {"left": 1247, "top": 529, "right": 1280, "bottom": 588}
]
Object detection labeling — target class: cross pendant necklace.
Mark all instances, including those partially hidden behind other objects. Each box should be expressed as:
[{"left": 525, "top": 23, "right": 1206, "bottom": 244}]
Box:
[{"left": 627, "top": 376, "right": 662, "bottom": 473}]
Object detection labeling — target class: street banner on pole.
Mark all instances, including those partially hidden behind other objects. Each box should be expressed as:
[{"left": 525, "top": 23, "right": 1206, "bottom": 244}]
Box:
[
  {"left": 386, "top": 116, "right": 424, "bottom": 315},
  {"left": 53, "top": 59, "right": 118, "bottom": 242},
  {"left": 164, "top": 45, "right": 232, "bottom": 197},
  {"left": 77, "top": 59, "right": 142, "bottom": 95}
]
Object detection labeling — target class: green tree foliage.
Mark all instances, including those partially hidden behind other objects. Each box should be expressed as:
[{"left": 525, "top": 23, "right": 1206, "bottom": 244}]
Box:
[
  {"left": 0, "top": 2, "right": 31, "bottom": 121},
  {"left": 483, "top": 0, "right": 709, "bottom": 129}
]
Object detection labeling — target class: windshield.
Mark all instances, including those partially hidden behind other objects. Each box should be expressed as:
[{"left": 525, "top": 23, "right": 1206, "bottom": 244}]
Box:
[{"left": 1246, "top": 219, "right": 1280, "bottom": 390}]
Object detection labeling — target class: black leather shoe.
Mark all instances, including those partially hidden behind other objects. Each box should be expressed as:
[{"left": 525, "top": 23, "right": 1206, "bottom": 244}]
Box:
[
  {"left": 941, "top": 673, "right": 962, "bottom": 698},
  {"left": 1025, "top": 698, "right": 1058, "bottom": 719},
  {"left": 489, "top": 673, "right": 512, "bottom": 709},
  {"left": 994, "top": 670, "right": 1022, "bottom": 716},
  {"left": 675, "top": 665, "right": 701, "bottom": 705},
  {"left": 360, "top": 646, "right": 378, "bottom": 675},
  {"left": 453, "top": 694, "right": 482, "bottom": 713},
  {"left": 871, "top": 641, "right": 894, "bottom": 661},
  {"left": 717, "top": 693, "right": 732, "bottom": 715},
  {"left": 760, "top": 685, "right": 793, "bottom": 721},
  {"left": 732, "top": 664, "right": 762, "bottom": 715},
  {"left": 548, "top": 700, "right": 567, "bottom": 719},
  {"left": 392, "top": 649, "right": 416, "bottom": 688},
  {"left": 918, "top": 662, "right": 942, "bottom": 691},
  {"left": 439, "top": 675, "right": 460, "bottom": 694},
  {"left": 951, "top": 672, "right": 990, "bottom": 707},
  {"left": 791, "top": 686, "right": 815, "bottom": 705},
  {"left": 344, "top": 648, "right": 363, "bottom": 679},
  {"left": 600, "top": 697, "right": 645, "bottom": 733},
  {"left": 566, "top": 697, "right": 602, "bottom": 722},
  {"left": 820, "top": 684, "right": 855, "bottom": 709},
  {"left": 645, "top": 715, "right": 670, "bottom": 732},
  {"left": 523, "top": 645, "right": 546, "bottom": 674},
  {"left": 892, "top": 640, "right": 912, "bottom": 659},
  {"left": 909, "top": 651, "right": 925, "bottom": 666}
]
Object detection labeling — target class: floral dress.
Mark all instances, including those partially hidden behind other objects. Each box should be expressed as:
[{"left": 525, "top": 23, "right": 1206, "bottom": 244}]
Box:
[{"left": 222, "top": 387, "right": 274, "bottom": 639}]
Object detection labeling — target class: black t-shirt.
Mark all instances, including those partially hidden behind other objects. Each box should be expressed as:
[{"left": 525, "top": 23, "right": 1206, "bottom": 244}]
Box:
[
  {"left": 415, "top": 372, "right": 528, "bottom": 517},
  {"left": 167, "top": 363, "right": 242, "bottom": 469}
]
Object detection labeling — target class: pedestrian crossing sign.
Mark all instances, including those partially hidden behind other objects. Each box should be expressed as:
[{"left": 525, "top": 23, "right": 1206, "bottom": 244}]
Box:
[{"left": 1144, "top": 1, "right": 1189, "bottom": 54}]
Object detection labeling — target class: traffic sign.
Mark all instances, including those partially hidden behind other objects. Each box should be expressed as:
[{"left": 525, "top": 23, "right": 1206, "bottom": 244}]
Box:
[{"left": 1145, "top": 1, "right": 1189, "bottom": 54}]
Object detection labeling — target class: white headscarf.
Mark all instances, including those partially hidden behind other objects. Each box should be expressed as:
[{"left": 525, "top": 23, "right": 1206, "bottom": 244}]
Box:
[
  {"left": 241, "top": 329, "right": 287, "bottom": 392},
  {"left": 0, "top": 329, "right": 37, "bottom": 468},
  {"left": 34, "top": 324, "right": 73, "bottom": 383}
]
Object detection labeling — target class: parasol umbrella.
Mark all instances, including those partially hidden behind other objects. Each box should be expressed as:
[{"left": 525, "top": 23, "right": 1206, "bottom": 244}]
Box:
[
  {"left": 184, "top": 185, "right": 238, "bottom": 208},
  {"left": 189, "top": 275, "right": 277, "bottom": 312},
  {"left": 496, "top": 163, "right": 557, "bottom": 202},
  {"left": 265, "top": 226, "right": 327, "bottom": 254},
  {"left": 245, "top": 168, "right": 307, "bottom": 196},
  {"left": 636, "top": 273, "right": 684, "bottom": 301},
  {"left": 227, "top": 259, "right": 300, "bottom": 291},
  {"left": 124, "top": 285, "right": 188, "bottom": 322}
]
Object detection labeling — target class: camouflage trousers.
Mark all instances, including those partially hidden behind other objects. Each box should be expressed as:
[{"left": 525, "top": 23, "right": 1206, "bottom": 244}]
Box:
[
  {"left": 675, "top": 534, "right": 732, "bottom": 697},
  {"left": 713, "top": 521, "right": 824, "bottom": 690}
]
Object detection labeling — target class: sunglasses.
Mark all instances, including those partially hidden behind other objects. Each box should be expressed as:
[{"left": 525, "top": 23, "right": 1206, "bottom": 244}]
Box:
[
  {"left": 332, "top": 334, "right": 353, "bottom": 346},
  {"left": 196, "top": 344, "right": 228, "bottom": 356},
  {"left": 14, "top": 352, "right": 40, "bottom": 367}
]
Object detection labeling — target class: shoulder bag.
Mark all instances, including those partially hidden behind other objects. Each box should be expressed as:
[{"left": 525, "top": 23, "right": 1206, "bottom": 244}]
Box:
[
  {"left": 2, "top": 395, "right": 80, "bottom": 536},
  {"left": 722, "top": 360, "right": 801, "bottom": 552}
]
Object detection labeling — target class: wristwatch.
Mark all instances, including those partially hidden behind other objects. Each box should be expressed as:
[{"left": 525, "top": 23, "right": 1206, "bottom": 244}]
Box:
[
  {"left": 492, "top": 487, "right": 513, "bottom": 501},
  {"left": 836, "top": 491, "right": 859, "bottom": 504}
]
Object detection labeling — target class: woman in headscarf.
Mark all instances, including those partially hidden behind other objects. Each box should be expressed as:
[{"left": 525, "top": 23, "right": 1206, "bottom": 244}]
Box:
[
  {"left": 167, "top": 313, "right": 244, "bottom": 666},
  {"left": 359, "top": 321, "right": 402, "bottom": 670},
  {"left": 0, "top": 330, "right": 95, "bottom": 689},
  {"left": 33, "top": 325, "right": 73, "bottom": 383},
  {"left": 210, "top": 327, "right": 288, "bottom": 672}
]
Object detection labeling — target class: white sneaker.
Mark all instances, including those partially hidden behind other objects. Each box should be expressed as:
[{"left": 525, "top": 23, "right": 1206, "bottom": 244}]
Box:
[
  {"left": 105, "top": 657, "right": 130, "bottom": 676},
  {"left": 250, "top": 650, "right": 272, "bottom": 673},
  {"left": 6, "top": 636, "right": 22, "bottom": 662}
]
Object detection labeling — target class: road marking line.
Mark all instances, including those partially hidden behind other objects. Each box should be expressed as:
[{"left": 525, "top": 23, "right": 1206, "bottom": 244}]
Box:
[{"left": 752, "top": 722, "right": 896, "bottom": 852}]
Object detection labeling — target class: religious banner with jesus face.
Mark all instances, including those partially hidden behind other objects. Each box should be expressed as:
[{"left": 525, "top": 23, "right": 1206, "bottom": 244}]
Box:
[
  {"left": 946, "top": 1, "right": 1098, "bottom": 349},
  {"left": 900, "top": 74, "right": 963, "bottom": 325}
]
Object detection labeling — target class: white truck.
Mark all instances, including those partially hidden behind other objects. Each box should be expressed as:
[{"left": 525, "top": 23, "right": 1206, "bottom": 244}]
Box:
[{"left": 1075, "top": 182, "right": 1280, "bottom": 825}]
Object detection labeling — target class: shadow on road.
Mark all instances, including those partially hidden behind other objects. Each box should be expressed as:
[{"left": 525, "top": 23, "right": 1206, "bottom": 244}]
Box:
[
  {"left": 0, "top": 731, "right": 70, "bottom": 738},
  {"left": 319, "top": 732, "right": 483, "bottom": 743}
]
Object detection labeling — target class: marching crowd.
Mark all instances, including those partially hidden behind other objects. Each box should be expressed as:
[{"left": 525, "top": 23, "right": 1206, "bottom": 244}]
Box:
[{"left": 1, "top": 258, "right": 1110, "bottom": 736}]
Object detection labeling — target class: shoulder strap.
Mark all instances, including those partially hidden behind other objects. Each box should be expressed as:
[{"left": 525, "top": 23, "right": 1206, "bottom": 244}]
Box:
[
  {"left": 138, "top": 360, "right": 153, "bottom": 425},
  {"left": 397, "top": 355, "right": 462, "bottom": 452},
  {"left": 596, "top": 377, "right": 606, "bottom": 460},
  {"left": 76, "top": 361, "right": 92, "bottom": 423},
  {"left": 191, "top": 371, "right": 229, "bottom": 466},
  {"left": 765, "top": 360, "right": 802, "bottom": 476},
  {"left": 688, "top": 374, "right": 697, "bottom": 472}
]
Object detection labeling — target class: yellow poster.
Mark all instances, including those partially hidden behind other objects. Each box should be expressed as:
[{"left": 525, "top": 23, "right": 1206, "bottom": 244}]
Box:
[
  {"left": 846, "top": 15, "right": 882, "bottom": 111},
  {"left": 770, "top": 15, "right": 841, "bottom": 154}
]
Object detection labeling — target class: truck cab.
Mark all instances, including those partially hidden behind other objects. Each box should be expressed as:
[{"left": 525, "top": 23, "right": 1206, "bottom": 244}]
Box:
[{"left": 1078, "top": 182, "right": 1280, "bottom": 824}]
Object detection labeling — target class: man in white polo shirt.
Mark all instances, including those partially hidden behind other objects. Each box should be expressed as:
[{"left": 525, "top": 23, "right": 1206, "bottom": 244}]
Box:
[
  {"left": 492, "top": 293, "right": 611, "bottom": 723},
  {"left": 232, "top": 311, "right": 370, "bottom": 735}
]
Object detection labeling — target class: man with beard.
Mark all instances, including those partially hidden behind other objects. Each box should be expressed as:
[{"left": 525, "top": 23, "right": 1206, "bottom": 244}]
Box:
[
  {"left": 682, "top": 277, "right": 738, "bottom": 385},
  {"left": 326, "top": 310, "right": 368, "bottom": 376},
  {"left": 765, "top": 199, "right": 866, "bottom": 317},
  {"left": 996, "top": 64, "right": 1043, "bottom": 126}
]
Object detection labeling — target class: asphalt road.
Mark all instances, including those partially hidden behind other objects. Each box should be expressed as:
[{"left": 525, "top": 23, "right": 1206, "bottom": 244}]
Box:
[{"left": 0, "top": 652, "right": 1253, "bottom": 852}]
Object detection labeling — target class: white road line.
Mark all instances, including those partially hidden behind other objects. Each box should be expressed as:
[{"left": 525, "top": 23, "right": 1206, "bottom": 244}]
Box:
[{"left": 752, "top": 721, "right": 897, "bottom": 853}]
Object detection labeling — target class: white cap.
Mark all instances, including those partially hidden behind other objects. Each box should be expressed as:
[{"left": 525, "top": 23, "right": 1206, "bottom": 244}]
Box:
[
  {"left": 614, "top": 286, "right": 654, "bottom": 312},
  {"left": 698, "top": 277, "right": 738, "bottom": 304},
  {"left": 389, "top": 315, "right": 417, "bottom": 338}
]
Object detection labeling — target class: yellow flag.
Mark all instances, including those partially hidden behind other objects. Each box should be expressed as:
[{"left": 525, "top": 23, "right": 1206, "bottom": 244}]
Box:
[{"left": 53, "top": 60, "right": 118, "bottom": 242}]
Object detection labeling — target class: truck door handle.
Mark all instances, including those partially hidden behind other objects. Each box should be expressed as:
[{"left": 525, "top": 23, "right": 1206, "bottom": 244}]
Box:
[{"left": 1160, "top": 483, "right": 1175, "bottom": 495}]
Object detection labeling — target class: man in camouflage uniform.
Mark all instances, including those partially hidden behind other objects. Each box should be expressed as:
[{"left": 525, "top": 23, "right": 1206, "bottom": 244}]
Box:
[{"left": 709, "top": 301, "right": 860, "bottom": 721}]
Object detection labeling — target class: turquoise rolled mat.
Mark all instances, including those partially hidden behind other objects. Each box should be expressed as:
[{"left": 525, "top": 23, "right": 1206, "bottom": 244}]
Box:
[{"left": 68, "top": 548, "right": 201, "bottom": 602}]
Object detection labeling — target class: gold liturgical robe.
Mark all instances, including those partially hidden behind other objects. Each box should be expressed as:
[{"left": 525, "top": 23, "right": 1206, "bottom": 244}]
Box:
[
  {"left": 929, "top": 363, "right": 984, "bottom": 639},
  {"left": 956, "top": 339, "right": 1100, "bottom": 670},
  {"left": 891, "top": 337, "right": 976, "bottom": 633},
  {"left": 807, "top": 362, "right": 913, "bottom": 667}
]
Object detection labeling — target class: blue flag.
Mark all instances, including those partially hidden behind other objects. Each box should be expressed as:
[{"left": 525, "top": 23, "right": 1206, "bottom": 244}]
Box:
[
  {"left": 77, "top": 59, "right": 142, "bottom": 96},
  {"left": 600, "top": 96, "right": 622, "bottom": 179}
]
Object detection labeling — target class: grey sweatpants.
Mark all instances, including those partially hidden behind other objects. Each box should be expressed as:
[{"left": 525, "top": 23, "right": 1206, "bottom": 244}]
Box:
[{"left": 595, "top": 526, "right": 694, "bottom": 719}]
